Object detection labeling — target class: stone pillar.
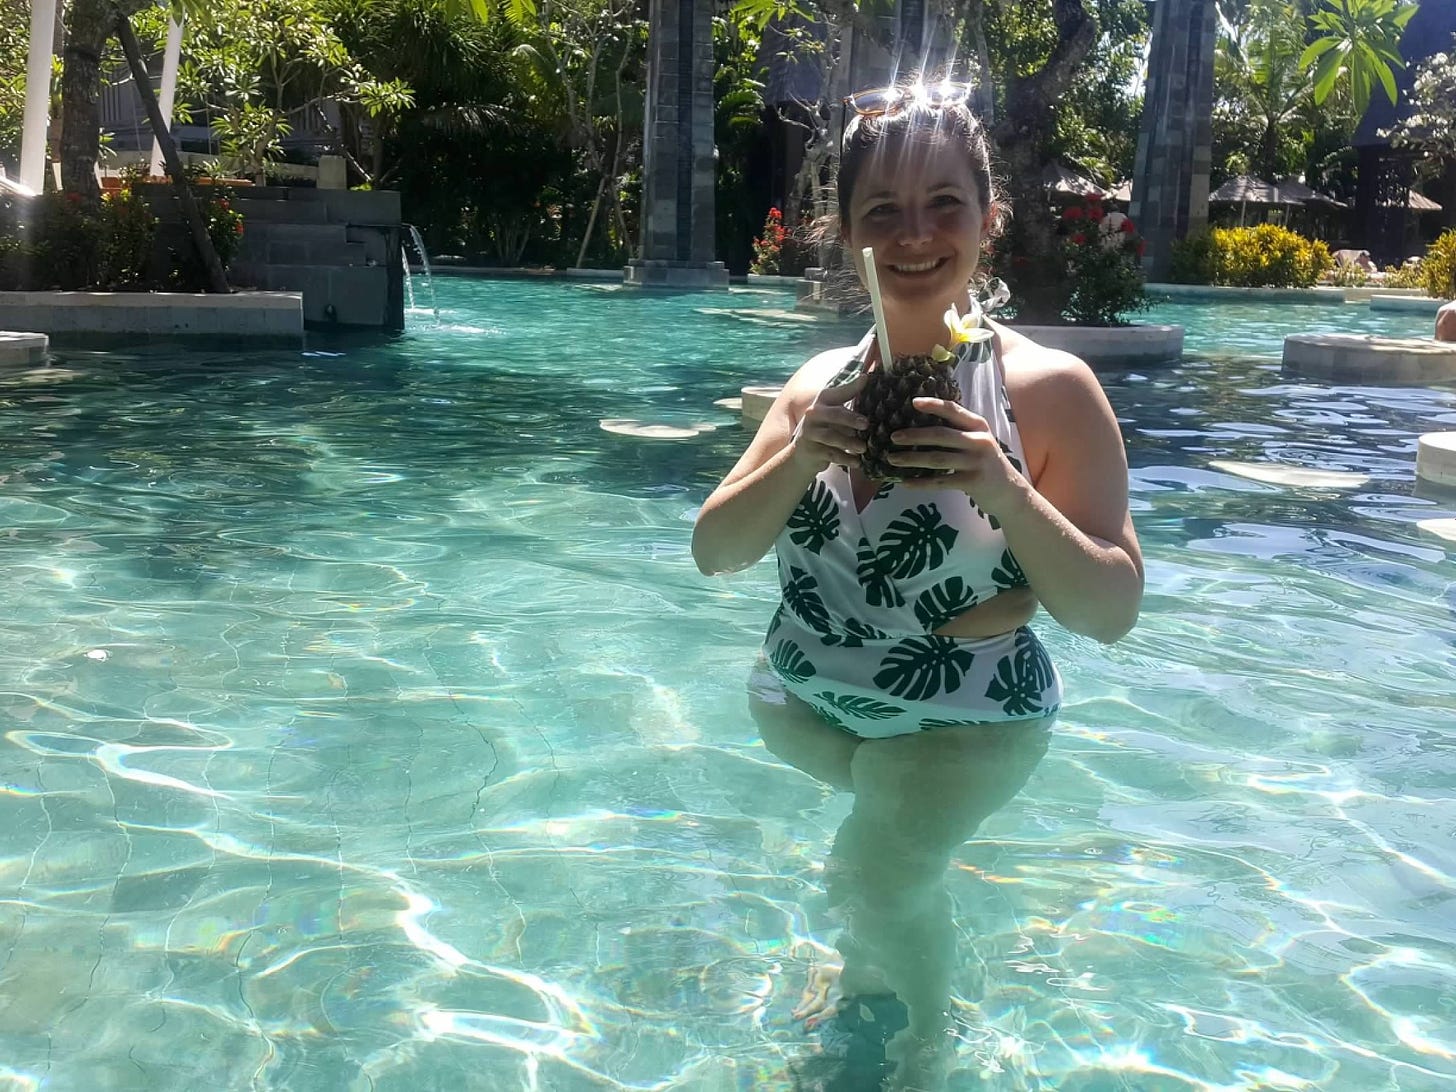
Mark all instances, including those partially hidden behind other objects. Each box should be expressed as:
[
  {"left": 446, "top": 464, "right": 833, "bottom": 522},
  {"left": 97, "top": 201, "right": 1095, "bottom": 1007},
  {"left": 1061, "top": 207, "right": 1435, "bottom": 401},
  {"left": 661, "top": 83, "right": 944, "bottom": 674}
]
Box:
[
  {"left": 624, "top": 0, "right": 728, "bottom": 289},
  {"left": 1130, "top": 0, "right": 1216, "bottom": 281}
]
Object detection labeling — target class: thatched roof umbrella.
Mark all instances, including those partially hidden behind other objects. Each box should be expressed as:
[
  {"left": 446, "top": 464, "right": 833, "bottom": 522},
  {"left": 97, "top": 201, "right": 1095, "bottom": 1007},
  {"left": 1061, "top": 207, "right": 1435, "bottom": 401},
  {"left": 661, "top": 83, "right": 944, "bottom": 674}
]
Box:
[
  {"left": 1209, "top": 176, "right": 1305, "bottom": 226},
  {"left": 1275, "top": 177, "right": 1347, "bottom": 208},
  {"left": 1041, "top": 162, "right": 1108, "bottom": 203},
  {"left": 1408, "top": 190, "right": 1443, "bottom": 213}
]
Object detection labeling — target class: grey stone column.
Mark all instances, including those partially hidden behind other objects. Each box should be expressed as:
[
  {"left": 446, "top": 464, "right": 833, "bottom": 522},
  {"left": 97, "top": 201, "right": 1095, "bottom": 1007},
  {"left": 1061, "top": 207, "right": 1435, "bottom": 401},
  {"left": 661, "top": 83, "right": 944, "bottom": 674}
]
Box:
[
  {"left": 1130, "top": 0, "right": 1216, "bottom": 281},
  {"left": 624, "top": 0, "right": 728, "bottom": 289}
]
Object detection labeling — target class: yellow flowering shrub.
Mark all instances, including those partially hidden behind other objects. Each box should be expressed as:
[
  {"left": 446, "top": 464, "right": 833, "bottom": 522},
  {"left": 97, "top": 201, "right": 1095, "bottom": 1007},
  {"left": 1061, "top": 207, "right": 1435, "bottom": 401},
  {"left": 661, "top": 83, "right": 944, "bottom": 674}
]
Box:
[
  {"left": 1170, "top": 224, "right": 1333, "bottom": 288},
  {"left": 1420, "top": 230, "right": 1456, "bottom": 300}
]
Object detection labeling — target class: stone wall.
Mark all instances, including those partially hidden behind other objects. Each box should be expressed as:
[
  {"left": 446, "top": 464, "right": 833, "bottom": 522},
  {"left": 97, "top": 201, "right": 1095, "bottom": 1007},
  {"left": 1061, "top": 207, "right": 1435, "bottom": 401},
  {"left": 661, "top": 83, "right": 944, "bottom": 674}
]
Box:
[{"left": 140, "top": 185, "right": 405, "bottom": 331}]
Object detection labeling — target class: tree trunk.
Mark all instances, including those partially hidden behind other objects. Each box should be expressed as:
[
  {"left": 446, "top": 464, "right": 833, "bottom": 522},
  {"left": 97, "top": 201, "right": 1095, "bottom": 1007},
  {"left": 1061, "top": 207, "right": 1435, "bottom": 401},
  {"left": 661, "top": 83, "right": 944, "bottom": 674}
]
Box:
[
  {"left": 967, "top": 0, "right": 995, "bottom": 125},
  {"left": 60, "top": 0, "right": 112, "bottom": 201},
  {"left": 575, "top": 171, "right": 608, "bottom": 268},
  {"left": 990, "top": 0, "right": 1098, "bottom": 322},
  {"left": 115, "top": 12, "right": 230, "bottom": 294}
]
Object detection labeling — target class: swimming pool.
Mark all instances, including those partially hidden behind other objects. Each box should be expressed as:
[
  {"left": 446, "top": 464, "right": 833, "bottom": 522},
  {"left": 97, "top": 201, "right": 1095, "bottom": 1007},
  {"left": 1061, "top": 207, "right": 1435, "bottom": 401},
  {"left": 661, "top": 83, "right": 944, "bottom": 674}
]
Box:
[{"left": 1, "top": 279, "right": 1453, "bottom": 1089}]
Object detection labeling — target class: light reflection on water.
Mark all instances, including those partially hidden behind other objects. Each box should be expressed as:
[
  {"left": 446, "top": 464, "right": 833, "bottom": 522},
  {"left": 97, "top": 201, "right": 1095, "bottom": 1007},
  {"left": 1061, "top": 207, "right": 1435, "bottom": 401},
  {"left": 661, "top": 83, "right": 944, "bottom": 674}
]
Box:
[{"left": 0, "top": 280, "right": 1452, "bottom": 1089}]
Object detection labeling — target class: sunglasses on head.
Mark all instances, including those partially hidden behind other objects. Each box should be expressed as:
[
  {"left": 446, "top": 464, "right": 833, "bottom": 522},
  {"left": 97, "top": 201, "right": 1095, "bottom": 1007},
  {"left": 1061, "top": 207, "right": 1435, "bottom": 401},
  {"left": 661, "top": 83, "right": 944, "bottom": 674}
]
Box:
[{"left": 841, "top": 82, "right": 973, "bottom": 118}]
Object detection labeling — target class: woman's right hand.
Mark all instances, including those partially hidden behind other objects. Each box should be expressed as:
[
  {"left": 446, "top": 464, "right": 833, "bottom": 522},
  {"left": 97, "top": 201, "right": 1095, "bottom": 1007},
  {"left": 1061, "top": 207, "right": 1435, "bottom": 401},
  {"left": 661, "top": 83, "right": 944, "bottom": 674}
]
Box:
[{"left": 790, "top": 372, "right": 869, "bottom": 474}]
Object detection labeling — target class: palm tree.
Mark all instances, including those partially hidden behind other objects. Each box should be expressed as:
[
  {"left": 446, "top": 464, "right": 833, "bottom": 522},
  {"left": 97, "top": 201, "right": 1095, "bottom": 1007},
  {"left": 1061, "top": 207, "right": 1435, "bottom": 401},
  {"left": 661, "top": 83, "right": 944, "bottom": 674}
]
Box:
[
  {"left": 1300, "top": 0, "right": 1416, "bottom": 120},
  {"left": 1219, "top": 0, "right": 1313, "bottom": 179}
]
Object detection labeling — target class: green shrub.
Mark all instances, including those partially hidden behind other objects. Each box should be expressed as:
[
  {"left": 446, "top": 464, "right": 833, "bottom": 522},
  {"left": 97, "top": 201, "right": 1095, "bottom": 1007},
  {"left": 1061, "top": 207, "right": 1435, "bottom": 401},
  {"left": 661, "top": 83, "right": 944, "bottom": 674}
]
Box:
[
  {"left": 1420, "top": 230, "right": 1456, "bottom": 300},
  {"left": 1059, "top": 200, "right": 1148, "bottom": 326},
  {"left": 35, "top": 193, "right": 103, "bottom": 288},
  {"left": 0, "top": 190, "right": 156, "bottom": 289},
  {"left": 97, "top": 189, "right": 158, "bottom": 289},
  {"left": 162, "top": 177, "right": 248, "bottom": 290},
  {"left": 1382, "top": 260, "right": 1425, "bottom": 289},
  {"left": 1167, "top": 225, "right": 1332, "bottom": 288},
  {"left": 1169, "top": 231, "right": 1215, "bottom": 284},
  {"left": 1327, "top": 260, "right": 1369, "bottom": 287}
]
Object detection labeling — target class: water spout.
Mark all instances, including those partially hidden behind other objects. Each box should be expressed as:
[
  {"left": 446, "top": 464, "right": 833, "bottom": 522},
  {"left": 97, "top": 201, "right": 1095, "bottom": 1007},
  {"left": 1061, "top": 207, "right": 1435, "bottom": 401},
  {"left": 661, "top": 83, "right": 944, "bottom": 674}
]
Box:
[
  {"left": 403, "top": 223, "right": 438, "bottom": 321},
  {"left": 402, "top": 243, "right": 417, "bottom": 312}
]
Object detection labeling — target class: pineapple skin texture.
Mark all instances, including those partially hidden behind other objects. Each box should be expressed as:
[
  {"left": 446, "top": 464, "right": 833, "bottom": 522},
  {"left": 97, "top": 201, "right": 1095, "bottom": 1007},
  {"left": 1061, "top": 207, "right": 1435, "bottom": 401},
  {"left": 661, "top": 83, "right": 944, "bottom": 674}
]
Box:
[{"left": 856, "top": 355, "right": 961, "bottom": 481}]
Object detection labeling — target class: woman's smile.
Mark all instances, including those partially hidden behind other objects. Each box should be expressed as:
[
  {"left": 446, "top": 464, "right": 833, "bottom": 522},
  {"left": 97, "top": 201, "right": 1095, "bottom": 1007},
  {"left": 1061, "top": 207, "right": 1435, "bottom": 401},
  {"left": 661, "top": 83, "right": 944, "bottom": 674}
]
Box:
[{"left": 888, "top": 256, "right": 950, "bottom": 276}]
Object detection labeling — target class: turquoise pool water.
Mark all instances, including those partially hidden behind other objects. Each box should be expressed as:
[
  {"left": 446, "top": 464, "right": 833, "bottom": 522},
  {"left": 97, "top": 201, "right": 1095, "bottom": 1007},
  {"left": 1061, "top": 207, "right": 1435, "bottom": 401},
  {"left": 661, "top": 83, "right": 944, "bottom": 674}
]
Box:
[{"left": 1, "top": 279, "right": 1454, "bottom": 1090}]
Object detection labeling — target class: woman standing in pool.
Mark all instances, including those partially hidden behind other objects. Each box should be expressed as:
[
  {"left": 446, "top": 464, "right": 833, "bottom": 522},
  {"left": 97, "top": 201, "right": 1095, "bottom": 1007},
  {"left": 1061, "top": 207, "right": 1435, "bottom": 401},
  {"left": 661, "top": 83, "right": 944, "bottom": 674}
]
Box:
[{"left": 693, "top": 82, "right": 1143, "bottom": 1090}]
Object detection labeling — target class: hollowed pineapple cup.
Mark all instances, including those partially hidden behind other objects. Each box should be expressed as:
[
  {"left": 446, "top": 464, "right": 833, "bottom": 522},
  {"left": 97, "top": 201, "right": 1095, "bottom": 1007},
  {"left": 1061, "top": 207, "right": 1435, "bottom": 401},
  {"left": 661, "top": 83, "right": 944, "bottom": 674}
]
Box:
[{"left": 856, "top": 354, "right": 962, "bottom": 482}]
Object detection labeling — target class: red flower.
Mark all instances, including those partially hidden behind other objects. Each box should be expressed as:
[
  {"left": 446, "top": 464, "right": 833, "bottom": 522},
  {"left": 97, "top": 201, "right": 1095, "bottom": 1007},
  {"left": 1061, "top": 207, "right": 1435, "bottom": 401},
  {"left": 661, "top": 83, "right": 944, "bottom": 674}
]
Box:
[
  {"left": 1120, "top": 219, "right": 1136, "bottom": 234},
  {"left": 234, "top": 221, "right": 244, "bottom": 235},
  {"left": 1071, "top": 233, "right": 1086, "bottom": 245},
  {"left": 1063, "top": 206, "right": 1083, "bottom": 221},
  {"left": 768, "top": 207, "right": 782, "bottom": 221},
  {"left": 219, "top": 199, "right": 230, "bottom": 211}
]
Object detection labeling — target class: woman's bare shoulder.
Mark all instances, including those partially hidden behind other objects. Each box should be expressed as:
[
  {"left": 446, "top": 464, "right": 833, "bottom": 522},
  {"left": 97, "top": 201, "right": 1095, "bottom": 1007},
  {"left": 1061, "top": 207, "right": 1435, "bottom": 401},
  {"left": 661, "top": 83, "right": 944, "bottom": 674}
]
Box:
[
  {"left": 780, "top": 343, "right": 865, "bottom": 405},
  {"left": 993, "top": 324, "right": 1104, "bottom": 405}
]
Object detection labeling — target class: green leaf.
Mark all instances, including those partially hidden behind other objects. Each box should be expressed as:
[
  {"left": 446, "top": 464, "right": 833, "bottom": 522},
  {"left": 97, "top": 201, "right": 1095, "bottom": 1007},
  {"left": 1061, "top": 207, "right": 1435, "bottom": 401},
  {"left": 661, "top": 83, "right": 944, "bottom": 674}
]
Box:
[
  {"left": 991, "top": 549, "right": 1028, "bottom": 591},
  {"left": 984, "top": 629, "right": 1058, "bottom": 718},
  {"left": 877, "top": 504, "right": 959, "bottom": 579},
  {"left": 872, "top": 636, "right": 977, "bottom": 701},
  {"left": 766, "top": 602, "right": 785, "bottom": 641},
  {"left": 913, "top": 579, "right": 980, "bottom": 632},
  {"left": 787, "top": 480, "right": 841, "bottom": 555},
  {"left": 1375, "top": 49, "right": 1399, "bottom": 106},
  {"left": 821, "top": 617, "right": 890, "bottom": 648},
  {"left": 768, "top": 639, "right": 816, "bottom": 685},
  {"left": 1310, "top": 47, "right": 1343, "bottom": 103},
  {"left": 783, "top": 566, "right": 833, "bottom": 634},
  {"left": 1298, "top": 38, "right": 1336, "bottom": 69},
  {"left": 855, "top": 536, "right": 903, "bottom": 609},
  {"left": 812, "top": 692, "right": 907, "bottom": 722}
]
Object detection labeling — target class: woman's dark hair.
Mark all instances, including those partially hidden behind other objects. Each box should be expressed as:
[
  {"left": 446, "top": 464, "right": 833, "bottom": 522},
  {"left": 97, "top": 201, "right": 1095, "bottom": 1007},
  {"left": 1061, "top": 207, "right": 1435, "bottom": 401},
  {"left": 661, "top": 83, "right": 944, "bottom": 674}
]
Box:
[{"left": 835, "top": 91, "right": 1004, "bottom": 238}]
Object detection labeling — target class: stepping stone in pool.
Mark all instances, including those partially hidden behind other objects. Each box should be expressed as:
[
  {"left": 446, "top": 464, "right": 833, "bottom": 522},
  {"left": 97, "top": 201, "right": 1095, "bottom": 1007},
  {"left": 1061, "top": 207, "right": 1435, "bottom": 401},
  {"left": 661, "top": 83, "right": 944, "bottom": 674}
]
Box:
[
  {"left": 599, "top": 418, "right": 717, "bottom": 439},
  {"left": 1283, "top": 333, "right": 1456, "bottom": 384},
  {"left": 1208, "top": 460, "right": 1369, "bottom": 489},
  {"left": 1417, "top": 518, "right": 1456, "bottom": 544},
  {"left": 1417, "top": 432, "right": 1456, "bottom": 490}
]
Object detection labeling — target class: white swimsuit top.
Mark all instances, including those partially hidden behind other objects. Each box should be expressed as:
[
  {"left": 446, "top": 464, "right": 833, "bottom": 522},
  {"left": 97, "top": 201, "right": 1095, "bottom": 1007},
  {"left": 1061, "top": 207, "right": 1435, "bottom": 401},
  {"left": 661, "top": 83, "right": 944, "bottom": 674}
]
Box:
[{"left": 772, "top": 328, "right": 1032, "bottom": 641}]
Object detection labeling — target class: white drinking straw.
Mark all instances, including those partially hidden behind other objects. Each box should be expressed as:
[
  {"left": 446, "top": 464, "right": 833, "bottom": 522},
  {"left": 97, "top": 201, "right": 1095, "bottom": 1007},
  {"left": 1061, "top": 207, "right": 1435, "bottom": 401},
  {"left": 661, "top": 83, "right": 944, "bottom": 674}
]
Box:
[{"left": 861, "top": 246, "right": 893, "bottom": 371}]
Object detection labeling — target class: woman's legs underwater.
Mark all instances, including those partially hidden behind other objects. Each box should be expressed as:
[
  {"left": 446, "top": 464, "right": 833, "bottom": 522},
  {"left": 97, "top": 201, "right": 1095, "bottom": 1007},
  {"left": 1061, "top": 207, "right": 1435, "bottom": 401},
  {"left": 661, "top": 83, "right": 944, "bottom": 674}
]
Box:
[{"left": 751, "top": 681, "right": 1050, "bottom": 1089}]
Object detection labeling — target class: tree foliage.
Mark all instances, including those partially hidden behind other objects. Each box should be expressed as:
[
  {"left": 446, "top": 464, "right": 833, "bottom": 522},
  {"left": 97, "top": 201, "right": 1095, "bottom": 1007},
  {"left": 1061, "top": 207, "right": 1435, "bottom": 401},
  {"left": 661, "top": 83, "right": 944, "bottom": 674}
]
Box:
[
  {"left": 1386, "top": 35, "right": 1456, "bottom": 167},
  {"left": 0, "top": 0, "right": 33, "bottom": 171},
  {"left": 176, "top": 0, "right": 413, "bottom": 181},
  {"left": 1299, "top": 0, "right": 1415, "bottom": 120},
  {"left": 1214, "top": 0, "right": 1312, "bottom": 181}
]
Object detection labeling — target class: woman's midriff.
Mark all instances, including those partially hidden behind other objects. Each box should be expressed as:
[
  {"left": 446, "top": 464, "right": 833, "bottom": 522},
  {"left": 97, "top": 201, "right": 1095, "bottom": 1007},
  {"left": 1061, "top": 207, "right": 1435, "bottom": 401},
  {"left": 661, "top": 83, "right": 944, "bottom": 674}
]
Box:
[{"left": 932, "top": 587, "right": 1038, "bottom": 638}]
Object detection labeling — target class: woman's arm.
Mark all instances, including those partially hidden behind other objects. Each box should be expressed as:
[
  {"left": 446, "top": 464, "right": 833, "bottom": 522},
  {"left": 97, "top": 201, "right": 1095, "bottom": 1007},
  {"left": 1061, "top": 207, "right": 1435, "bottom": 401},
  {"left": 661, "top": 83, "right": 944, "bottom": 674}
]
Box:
[
  {"left": 692, "top": 351, "right": 866, "bottom": 576},
  {"left": 889, "top": 351, "right": 1143, "bottom": 643},
  {"left": 996, "top": 354, "right": 1142, "bottom": 642}
]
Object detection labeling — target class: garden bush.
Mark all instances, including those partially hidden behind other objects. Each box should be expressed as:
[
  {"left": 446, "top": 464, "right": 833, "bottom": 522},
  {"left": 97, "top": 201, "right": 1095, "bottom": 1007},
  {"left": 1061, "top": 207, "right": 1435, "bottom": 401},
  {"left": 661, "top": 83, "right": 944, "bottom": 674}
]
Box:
[
  {"left": 1059, "top": 200, "right": 1148, "bottom": 326},
  {"left": 1382, "top": 260, "right": 1425, "bottom": 289},
  {"left": 1327, "top": 260, "right": 1369, "bottom": 287},
  {"left": 0, "top": 190, "right": 157, "bottom": 290},
  {"left": 1169, "top": 224, "right": 1333, "bottom": 288},
  {"left": 1420, "top": 230, "right": 1456, "bottom": 300}
]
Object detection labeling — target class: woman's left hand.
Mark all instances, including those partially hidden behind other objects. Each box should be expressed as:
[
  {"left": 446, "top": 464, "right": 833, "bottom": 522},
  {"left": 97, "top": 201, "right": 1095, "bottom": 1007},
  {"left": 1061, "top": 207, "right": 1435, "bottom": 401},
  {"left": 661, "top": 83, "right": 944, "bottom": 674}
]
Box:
[{"left": 887, "top": 397, "right": 1028, "bottom": 517}]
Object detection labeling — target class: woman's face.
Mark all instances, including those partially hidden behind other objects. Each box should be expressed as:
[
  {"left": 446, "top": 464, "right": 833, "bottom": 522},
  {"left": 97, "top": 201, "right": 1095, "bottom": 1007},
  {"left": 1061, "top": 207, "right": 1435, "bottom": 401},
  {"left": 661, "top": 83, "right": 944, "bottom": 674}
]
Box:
[{"left": 843, "top": 132, "right": 986, "bottom": 311}]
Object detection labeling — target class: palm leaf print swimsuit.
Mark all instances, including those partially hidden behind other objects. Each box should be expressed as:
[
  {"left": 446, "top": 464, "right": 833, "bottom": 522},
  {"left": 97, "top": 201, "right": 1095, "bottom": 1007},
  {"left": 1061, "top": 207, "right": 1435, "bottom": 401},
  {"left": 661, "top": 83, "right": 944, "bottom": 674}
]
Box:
[{"left": 755, "top": 328, "right": 1063, "bottom": 738}]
